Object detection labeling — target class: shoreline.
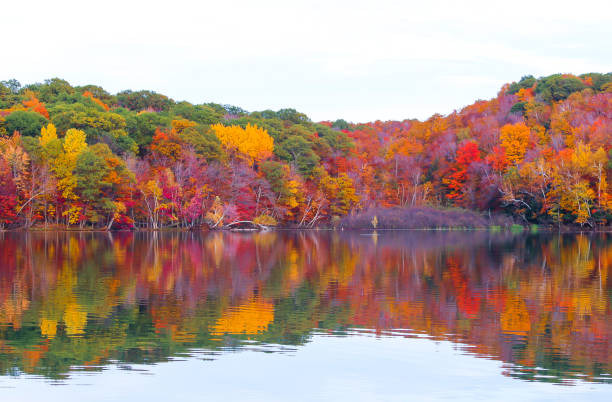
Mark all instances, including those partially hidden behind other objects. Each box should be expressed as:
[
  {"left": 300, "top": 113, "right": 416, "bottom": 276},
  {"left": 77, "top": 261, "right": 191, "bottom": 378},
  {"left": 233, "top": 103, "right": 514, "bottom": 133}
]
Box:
[{"left": 2, "top": 225, "right": 611, "bottom": 234}]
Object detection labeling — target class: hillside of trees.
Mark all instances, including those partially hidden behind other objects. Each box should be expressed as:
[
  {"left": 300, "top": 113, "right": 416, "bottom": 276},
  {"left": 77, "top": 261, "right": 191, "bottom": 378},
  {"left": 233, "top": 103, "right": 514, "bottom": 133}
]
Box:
[{"left": 1, "top": 73, "right": 612, "bottom": 230}]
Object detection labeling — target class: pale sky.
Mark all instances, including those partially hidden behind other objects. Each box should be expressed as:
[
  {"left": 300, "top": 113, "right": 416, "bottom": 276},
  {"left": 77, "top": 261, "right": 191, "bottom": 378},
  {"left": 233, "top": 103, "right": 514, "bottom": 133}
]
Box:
[{"left": 2, "top": 0, "right": 611, "bottom": 122}]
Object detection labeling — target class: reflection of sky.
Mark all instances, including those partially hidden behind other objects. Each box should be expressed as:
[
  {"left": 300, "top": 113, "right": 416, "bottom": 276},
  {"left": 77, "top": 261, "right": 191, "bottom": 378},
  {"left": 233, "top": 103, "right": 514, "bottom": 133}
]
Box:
[
  {"left": 3, "top": 334, "right": 612, "bottom": 401},
  {"left": 2, "top": 0, "right": 612, "bottom": 122}
]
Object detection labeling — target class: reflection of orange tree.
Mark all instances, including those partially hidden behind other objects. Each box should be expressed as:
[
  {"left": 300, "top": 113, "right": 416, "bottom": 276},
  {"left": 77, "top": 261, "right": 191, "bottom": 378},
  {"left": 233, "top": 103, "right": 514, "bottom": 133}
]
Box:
[{"left": 212, "top": 299, "right": 275, "bottom": 336}]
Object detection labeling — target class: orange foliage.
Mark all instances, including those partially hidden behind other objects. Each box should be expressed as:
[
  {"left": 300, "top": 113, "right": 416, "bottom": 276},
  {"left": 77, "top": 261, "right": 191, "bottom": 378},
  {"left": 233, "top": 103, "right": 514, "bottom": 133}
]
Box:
[
  {"left": 22, "top": 90, "right": 49, "bottom": 118},
  {"left": 82, "top": 90, "right": 110, "bottom": 111}
]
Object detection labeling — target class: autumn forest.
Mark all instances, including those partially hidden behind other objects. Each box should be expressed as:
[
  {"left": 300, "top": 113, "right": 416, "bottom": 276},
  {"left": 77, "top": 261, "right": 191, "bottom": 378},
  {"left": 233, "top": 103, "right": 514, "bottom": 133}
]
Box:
[{"left": 1, "top": 73, "right": 612, "bottom": 230}]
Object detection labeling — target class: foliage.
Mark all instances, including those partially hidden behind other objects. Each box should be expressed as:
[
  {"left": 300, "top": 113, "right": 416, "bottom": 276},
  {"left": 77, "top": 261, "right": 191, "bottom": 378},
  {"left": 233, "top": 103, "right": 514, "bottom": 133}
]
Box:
[
  {"left": 211, "top": 123, "right": 274, "bottom": 165},
  {"left": 4, "top": 110, "right": 48, "bottom": 136},
  {"left": 0, "top": 73, "right": 611, "bottom": 229}
]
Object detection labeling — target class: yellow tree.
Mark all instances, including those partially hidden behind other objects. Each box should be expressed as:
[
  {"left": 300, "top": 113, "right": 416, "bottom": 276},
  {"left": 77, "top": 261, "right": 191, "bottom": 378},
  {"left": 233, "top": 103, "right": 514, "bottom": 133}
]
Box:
[
  {"left": 171, "top": 118, "right": 197, "bottom": 134},
  {"left": 320, "top": 172, "right": 359, "bottom": 216},
  {"left": 40, "top": 123, "right": 57, "bottom": 147},
  {"left": 500, "top": 122, "right": 530, "bottom": 165},
  {"left": 591, "top": 147, "right": 609, "bottom": 210},
  {"left": 549, "top": 145, "right": 598, "bottom": 226},
  {"left": 53, "top": 128, "right": 87, "bottom": 201},
  {"left": 211, "top": 123, "right": 273, "bottom": 165}
]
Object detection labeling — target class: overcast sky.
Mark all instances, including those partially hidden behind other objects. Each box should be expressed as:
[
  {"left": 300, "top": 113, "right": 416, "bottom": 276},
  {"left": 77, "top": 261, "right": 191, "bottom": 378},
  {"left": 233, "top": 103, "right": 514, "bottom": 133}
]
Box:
[{"left": 2, "top": 0, "right": 611, "bottom": 122}]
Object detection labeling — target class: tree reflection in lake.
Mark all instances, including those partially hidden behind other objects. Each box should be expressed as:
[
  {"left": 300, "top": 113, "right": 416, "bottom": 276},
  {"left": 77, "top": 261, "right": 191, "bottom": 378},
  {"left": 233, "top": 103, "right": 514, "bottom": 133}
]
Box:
[{"left": 0, "top": 230, "right": 611, "bottom": 384}]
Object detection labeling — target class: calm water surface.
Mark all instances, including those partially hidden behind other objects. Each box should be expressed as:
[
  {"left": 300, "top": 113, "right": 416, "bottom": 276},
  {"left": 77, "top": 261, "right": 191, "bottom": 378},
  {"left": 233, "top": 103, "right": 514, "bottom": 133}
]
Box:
[{"left": 1, "top": 231, "right": 612, "bottom": 401}]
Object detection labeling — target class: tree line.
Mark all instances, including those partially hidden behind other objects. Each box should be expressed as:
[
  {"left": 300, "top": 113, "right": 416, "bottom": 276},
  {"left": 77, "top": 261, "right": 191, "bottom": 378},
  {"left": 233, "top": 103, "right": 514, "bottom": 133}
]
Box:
[{"left": 1, "top": 73, "right": 612, "bottom": 229}]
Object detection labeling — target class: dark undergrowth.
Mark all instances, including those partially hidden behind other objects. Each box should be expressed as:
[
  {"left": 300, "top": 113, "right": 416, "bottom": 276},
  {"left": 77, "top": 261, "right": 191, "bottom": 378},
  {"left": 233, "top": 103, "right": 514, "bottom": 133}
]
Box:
[{"left": 338, "top": 207, "right": 516, "bottom": 230}]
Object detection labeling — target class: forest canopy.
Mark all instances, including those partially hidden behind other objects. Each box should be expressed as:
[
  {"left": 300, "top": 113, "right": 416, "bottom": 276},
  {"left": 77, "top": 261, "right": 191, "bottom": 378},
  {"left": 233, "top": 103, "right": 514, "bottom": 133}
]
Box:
[{"left": 1, "top": 72, "right": 612, "bottom": 229}]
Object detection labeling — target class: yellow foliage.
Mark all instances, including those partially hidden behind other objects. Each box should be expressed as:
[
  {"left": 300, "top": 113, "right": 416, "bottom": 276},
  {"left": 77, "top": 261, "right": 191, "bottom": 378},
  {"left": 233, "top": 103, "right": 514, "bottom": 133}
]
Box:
[
  {"left": 112, "top": 201, "right": 127, "bottom": 219},
  {"left": 171, "top": 119, "right": 197, "bottom": 134},
  {"left": 63, "top": 302, "right": 88, "bottom": 336},
  {"left": 0, "top": 133, "right": 30, "bottom": 190},
  {"left": 63, "top": 205, "right": 83, "bottom": 224},
  {"left": 387, "top": 137, "right": 423, "bottom": 159},
  {"left": 63, "top": 129, "right": 87, "bottom": 158},
  {"left": 52, "top": 129, "right": 88, "bottom": 201},
  {"left": 211, "top": 123, "right": 273, "bottom": 164},
  {"left": 40, "top": 123, "right": 58, "bottom": 148},
  {"left": 501, "top": 295, "right": 531, "bottom": 334},
  {"left": 500, "top": 122, "right": 530, "bottom": 164},
  {"left": 145, "top": 180, "right": 162, "bottom": 199},
  {"left": 321, "top": 172, "right": 359, "bottom": 215},
  {"left": 532, "top": 124, "right": 547, "bottom": 145},
  {"left": 253, "top": 214, "right": 277, "bottom": 226},
  {"left": 40, "top": 318, "right": 58, "bottom": 339},
  {"left": 285, "top": 179, "right": 301, "bottom": 209},
  {"left": 205, "top": 196, "right": 224, "bottom": 227}
]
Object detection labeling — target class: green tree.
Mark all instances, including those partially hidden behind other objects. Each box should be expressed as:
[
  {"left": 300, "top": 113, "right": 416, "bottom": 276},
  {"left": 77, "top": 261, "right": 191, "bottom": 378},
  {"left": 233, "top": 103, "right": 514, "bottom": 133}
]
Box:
[
  {"left": 171, "top": 102, "right": 223, "bottom": 125},
  {"left": 276, "top": 136, "right": 319, "bottom": 177},
  {"left": 179, "top": 126, "right": 225, "bottom": 161},
  {"left": 4, "top": 110, "right": 48, "bottom": 136},
  {"left": 75, "top": 148, "right": 109, "bottom": 202},
  {"left": 535, "top": 74, "right": 587, "bottom": 103},
  {"left": 117, "top": 90, "right": 174, "bottom": 112}
]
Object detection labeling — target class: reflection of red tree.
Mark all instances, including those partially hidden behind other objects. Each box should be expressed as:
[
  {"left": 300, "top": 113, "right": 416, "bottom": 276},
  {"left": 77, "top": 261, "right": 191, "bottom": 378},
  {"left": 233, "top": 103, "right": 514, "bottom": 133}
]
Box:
[{"left": 448, "top": 258, "right": 482, "bottom": 318}]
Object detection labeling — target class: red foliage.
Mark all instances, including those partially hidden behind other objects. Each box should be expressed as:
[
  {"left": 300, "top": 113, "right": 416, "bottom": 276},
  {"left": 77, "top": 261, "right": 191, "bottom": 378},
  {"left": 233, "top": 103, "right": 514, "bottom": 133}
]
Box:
[
  {"left": 0, "top": 160, "right": 18, "bottom": 227},
  {"left": 445, "top": 142, "right": 481, "bottom": 202}
]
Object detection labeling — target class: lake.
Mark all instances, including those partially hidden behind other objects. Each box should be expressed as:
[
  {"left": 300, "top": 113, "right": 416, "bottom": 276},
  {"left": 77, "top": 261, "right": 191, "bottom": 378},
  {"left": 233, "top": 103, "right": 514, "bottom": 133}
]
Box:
[{"left": 1, "top": 230, "right": 612, "bottom": 401}]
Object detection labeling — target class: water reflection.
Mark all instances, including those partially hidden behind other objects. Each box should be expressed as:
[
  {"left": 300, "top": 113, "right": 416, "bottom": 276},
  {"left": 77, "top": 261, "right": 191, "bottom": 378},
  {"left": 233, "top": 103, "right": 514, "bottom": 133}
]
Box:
[{"left": 0, "top": 231, "right": 611, "bottom": 384}]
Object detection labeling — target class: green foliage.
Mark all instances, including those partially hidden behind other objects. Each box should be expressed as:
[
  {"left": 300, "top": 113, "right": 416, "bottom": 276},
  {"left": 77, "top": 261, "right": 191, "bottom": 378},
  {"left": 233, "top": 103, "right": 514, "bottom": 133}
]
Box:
[
  {"left": 179, "top": 126, "right": 225, "bottom": 161},
  {"left": 509, "top": 101, "right": 527, "bottom": 115},
  {"left": 510, "top": 224, "right": 524, "bottom": 233},
  {"left": 4, "top": 110, "right": 48, "bottom": 136},
  {"left": 535, "top": 74, "right": 587, "bottom": 103},
  {"left": 25, "top": 78, "right": 75, "bottom": 103},
  {"left": 75, "top": 148, "right": 109, "bottom": 202},
  {"left": 76, "top": 84, "right": 116, "bottom": 104},
  {"left": 252, "top": 108, "right": 310, "bottom": 125},
  {"left": 276, "top": 135, "right": 320, "bottom": 177},
  {"left": 1, "top": 78, "right": 21, "bottom": 93},
  {"left": 49, "top": 103, "right": 136, "bottom": 154},
  {"left": 261, "top": 160, "right": 290, "bottom": 196},
  {"left": 580, "top": 73, "right": 612, "bottom": 91},
  {"left": 50, "top": 102, "right": 126, "bottom": 135},
  {"left": 507, "top": 75, "right": 536, "bottom": 94},
  {"left": 314, "top": 124, "right": 354, "bottom": 155},
  {"left": 117, "top": 90, "right": 174, "bottom": 112},
  {"left": 21, "top": 136, "right": 43, "bottom": 163},
  {"left": 0, "top": 79, "right": 21, "bottom": 108},
  {"left": 223, "top": 104, "right": 248, "bottom": 116},
  {"left": 117, "top": 108, "right": 171, "bottom": 153},
  {"left": 332, "top": 119, "right": 350, "bottom": 130},
  {"left": 171, "top": 101, "right": 223, "bottom": 125},
  {"left": 113, "top": 133, "right": 139, "bottom": 155}
]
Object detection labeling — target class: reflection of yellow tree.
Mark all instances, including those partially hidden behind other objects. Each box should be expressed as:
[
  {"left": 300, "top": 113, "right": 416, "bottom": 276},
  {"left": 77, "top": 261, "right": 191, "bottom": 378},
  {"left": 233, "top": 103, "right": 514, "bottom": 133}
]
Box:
[
  {"left": 0, "top": 292, "right": 30, "bottom": 330},
  {"left": 40, "top": 318, "right": 58, "bottom": 339},
  {"left": 63, "top": 302, "right": 88, "bottom": 336},
  {"left": 501, "top": 294, "right": 531, "bottom": 335}
]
